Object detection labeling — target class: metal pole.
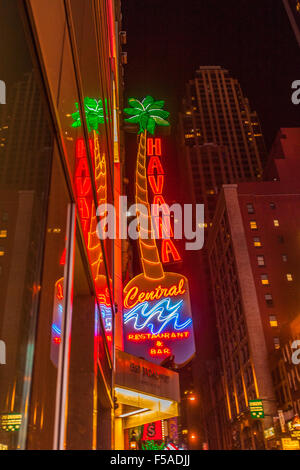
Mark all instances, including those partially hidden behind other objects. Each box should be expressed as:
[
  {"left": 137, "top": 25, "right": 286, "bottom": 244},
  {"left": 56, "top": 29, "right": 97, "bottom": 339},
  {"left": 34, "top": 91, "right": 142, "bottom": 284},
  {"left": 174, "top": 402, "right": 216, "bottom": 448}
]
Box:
[{"left": 53, "top": 203, "right": 76, "bottom": 450}]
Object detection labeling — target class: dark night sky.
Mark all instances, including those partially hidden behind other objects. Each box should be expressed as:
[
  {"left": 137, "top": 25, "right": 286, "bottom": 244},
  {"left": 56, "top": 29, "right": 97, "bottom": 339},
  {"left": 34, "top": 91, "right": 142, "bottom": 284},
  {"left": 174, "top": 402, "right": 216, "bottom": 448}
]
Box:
[{"left": 123, "top": 0, "right": 300, "bottom": 149}]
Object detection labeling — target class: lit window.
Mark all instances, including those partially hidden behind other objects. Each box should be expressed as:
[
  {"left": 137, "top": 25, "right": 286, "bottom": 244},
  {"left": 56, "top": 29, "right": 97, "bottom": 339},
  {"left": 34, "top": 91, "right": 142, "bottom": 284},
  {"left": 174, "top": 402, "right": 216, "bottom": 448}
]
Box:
[
  {"left": 257, "top": 255, "right": 265, "bottom": 266},
  {"left": 250, "top": 220, "right": 258, "bottom": 230},
  {"left": 265, "top": 294, "right": 273, "bottom": 306},
  {"left": 286, "top": 274, "right": 293, "bottom": 282},
  {"left": 273, "top": 219, "right": 280, "bottom": 227},
  {"left": 0, "top": 247, "right": 4, "bottom": 256},
  {"left": 273, "top": 337, "right": 280, "bottom": 350},
  {"left": 269, "top": 316, "right": 278, "bottom": 327},
  {"left": 282, "top": 254, "right": 288, "bottom": 262},
  {"left": 0, "top": 230, "right": 7, "bottom": 238},
  {"left": 261, "top": 274, "right": 269, "bottom": 285},
  {"left": 253, "top": 237, "right": 261, "bottom": 247},
  {"left": 247, "top": 203, "right": 254, "bottom": 214}
]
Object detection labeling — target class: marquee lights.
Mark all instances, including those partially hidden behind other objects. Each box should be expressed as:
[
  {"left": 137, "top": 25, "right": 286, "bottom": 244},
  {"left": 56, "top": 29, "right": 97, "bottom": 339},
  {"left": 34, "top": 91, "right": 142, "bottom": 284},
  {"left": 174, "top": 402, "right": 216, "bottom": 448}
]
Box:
[{"left": 123, "top": 96, "right": 195, "bottom": 365}]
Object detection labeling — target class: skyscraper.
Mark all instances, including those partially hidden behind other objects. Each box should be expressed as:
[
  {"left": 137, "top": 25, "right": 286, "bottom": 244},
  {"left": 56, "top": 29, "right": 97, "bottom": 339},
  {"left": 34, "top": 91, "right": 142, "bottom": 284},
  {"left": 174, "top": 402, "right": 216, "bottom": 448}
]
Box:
[
  {"left": 179, "top": 66, "right": 267, "bottom": 222},
  {"left": 207, "top": 129, "right": 300, "bottom": 448},
  {"left": 177, "top": 66, "right": 268, "bottom": 449}
]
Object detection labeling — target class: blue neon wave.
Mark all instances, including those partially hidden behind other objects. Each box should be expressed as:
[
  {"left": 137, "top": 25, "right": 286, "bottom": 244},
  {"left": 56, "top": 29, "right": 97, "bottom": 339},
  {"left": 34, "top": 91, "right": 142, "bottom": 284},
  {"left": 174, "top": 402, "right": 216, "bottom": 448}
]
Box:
[
  {"left": 51, "top": 324, "right": 61, "bottom": 336},
  {"left": 124, "top": 297, "right": 192, "bottom": 335}
]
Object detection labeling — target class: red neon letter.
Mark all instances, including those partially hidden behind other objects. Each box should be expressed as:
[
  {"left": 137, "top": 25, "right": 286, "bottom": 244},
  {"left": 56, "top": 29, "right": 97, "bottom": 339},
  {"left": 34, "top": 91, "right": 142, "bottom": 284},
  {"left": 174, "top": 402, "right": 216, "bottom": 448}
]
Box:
[
  {"left": 153, "top": 216, "right": 174, "bottom": 239},
  {"left": 161, "top": 239, "right": 181, "bottom": 263},
  {"left": 75, "top": 158, "right": 89, "bottom": 177},
  {"left": 148, "top": 174, "right": 164, "bottom": 194},
  {"left": 77, "top": 197, "right": 90, "bottom": 220},
  {"left": 147, "top": 138, "right": 161, "bottom": 156},
  {"left": 75, "top": 176, "right": 91, "bottom": 197},
  {"left": 152, "top": 195, "right": 170, "bottom": 216},
  {"left": 147, "top": 156, "right": 164, "bottom": 175}
]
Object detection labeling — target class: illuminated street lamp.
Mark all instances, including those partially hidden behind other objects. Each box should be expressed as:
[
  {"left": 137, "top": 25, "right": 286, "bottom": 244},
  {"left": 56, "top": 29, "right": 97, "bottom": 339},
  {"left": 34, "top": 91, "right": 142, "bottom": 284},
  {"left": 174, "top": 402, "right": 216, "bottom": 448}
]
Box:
[{"left": 188, "top": 394, "right": 196, "bottom": 402}]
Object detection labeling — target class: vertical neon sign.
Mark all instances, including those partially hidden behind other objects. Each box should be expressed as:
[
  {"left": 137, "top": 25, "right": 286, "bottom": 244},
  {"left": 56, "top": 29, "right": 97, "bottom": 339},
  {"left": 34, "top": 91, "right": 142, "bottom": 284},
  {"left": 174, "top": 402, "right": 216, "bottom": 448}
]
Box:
[
  {"left": 146, "top": 137, "right": 181, "bottom": 265},
  {"left": 123, "top": 96, "right": 195, "bottom": 366},
  {"left": 74, "top": 133, "right": 112, "bottom": 352}
]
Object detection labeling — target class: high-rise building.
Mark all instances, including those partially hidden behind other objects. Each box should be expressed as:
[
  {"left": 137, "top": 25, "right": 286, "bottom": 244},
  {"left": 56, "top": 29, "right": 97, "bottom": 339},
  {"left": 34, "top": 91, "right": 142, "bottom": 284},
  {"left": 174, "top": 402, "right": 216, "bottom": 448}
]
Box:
[
  {"left": 0, "top": 72, "right": 52, "bottom": 195},
  {"left": 179, "top": 66, "right": 267, "bottom": 222},
  {"left": 177, "top": 66, "right": 270, "bottom": 449},
  {"left": 207, "top": 128, "right": 300, "bottom": 449}
]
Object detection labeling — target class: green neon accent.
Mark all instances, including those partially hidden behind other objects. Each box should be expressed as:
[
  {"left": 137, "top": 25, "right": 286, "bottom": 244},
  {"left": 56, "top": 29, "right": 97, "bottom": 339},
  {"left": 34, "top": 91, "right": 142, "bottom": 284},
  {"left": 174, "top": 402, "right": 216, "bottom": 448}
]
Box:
[
  {"left": 124, "top": 95, "right": 170, "bottom": 135},
  {"left": 70, "top": 97, "right": 106, "bottom": 133},
  {"left": 141, "top": 440, "right": 165, "bottom": 450}
]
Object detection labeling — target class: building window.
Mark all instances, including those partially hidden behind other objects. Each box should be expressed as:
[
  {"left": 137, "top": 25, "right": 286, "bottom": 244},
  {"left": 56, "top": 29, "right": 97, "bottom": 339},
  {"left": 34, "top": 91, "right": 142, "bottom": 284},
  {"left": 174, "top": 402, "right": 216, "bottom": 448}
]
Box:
[
  {"left": 261, "top": 274, "right": 269, "bottom": 285},
  {"left": 253, "top": 237, "right": 261, "bottom": 247},
  {"left": 278, "top": 235, "right": 284, "bottom": 244},
  {"left": 273, "top": 337, "right": 280, "bottom": 350},
  {"left": 0, "top": 230, "right": 7, "bottom": 238},
  {"left": 269, "top": 315, "right": 278, "bottom": 327},
  {"left": 273, "top": 219, "right": 280, "bottom": 227},
  {"left": 282, "top": 254, "right": 288, "bottom": 262},
  {"left": 286, "top": 274, "right": 293, "bottom": 282},
  {"left": 250, "top": 220, "right": 258, "bottom": 230},
  {"left": 0, "top": 247, "right": 4, "bottom": 256},
  {"left": 247, "top": 203, "right": 254, "bottom": 214},
  {"left": 265, "top": 294, "right": 273, "bottom": 306},
  {"left": 270, "top": 202, "right": 276, "bottom": 210},
  {"left": 2, "top": 212, "right": 8, "bottom": 222},
  {"left": 257, "top": 255, "right": 265, "bottom": 266}
]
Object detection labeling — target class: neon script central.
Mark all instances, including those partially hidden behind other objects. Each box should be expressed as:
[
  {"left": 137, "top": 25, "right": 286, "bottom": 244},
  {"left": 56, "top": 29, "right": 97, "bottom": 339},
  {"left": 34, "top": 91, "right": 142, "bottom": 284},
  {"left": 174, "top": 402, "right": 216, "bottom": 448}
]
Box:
[{"left": 124, "top": 278, "right": 186, "bottom": 309}]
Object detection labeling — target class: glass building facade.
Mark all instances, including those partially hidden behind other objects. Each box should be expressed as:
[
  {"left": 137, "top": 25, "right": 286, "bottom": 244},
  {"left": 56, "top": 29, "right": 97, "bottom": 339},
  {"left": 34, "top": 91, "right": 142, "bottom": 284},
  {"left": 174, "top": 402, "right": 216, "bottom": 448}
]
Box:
[{"left": 0, "top": 0, "right": 123, "bottom": 450}]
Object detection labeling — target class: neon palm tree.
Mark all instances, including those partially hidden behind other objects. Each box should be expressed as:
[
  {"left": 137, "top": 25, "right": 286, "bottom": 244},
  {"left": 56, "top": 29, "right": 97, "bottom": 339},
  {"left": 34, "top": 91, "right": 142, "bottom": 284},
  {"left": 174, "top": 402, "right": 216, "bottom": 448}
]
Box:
[{"left": 124, "top": 96, "right": 170, "bottom": 280}]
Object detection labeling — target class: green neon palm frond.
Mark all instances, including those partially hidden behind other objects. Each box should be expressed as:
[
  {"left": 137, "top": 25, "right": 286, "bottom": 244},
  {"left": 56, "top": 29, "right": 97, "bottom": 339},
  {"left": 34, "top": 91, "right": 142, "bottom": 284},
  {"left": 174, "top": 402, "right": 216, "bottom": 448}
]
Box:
[
  {"left": 70, "top": 97, "right": 105, "bottom": 133},
  {"left": 124, "top": 95, "right": 170, "bottom": 135}
]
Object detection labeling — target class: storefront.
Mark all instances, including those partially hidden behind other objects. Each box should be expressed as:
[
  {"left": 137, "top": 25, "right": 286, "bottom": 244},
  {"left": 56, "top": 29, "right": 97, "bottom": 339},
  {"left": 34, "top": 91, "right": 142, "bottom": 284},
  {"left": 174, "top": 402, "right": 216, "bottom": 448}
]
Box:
[
  {"left": 114, "top": 350, "right": 180, "bottom": 450},
  {"left": 0, "top": 0, "right": 123, "bottom": 450}
]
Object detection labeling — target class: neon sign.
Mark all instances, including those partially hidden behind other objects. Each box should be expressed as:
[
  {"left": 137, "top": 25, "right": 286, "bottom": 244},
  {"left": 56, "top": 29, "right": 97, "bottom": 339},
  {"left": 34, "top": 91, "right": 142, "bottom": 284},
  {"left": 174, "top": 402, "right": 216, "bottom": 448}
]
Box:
[
  {"left": 124, "top": 297, "right": 191, "bottom": 335},
  {"left": 146, "top": 137, "right": 181, "bottom": 265},
  {"left": 123, "top": 97, "right": 195, "bottom": 365},
  {"left": 70, "top": 95, "right": 113, "bottom": 354},
  {"left": 50, "top": 277, "right": 64, "bottom": 366}
]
